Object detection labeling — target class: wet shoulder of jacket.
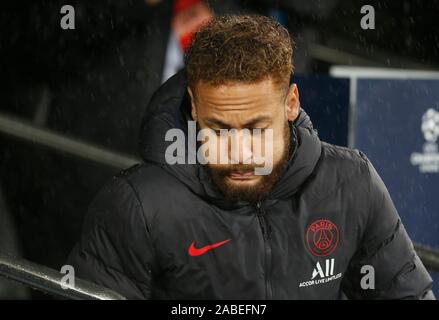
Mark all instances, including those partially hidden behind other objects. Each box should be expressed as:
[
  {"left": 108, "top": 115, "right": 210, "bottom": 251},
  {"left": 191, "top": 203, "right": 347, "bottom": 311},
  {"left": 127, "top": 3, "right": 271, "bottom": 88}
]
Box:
[{"left": 315, "top": 143, "right": 434, "bottom": 299}]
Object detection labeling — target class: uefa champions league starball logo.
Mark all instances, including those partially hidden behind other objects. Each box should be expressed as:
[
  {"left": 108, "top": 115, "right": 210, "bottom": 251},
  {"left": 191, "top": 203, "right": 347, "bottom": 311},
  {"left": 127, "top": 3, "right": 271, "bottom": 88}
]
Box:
[
  {"left": 410, "top": 108, "right": 439, "bottom": 173},
  {"left": 421, "top": 108, "right": 439, "bottom": 143}
]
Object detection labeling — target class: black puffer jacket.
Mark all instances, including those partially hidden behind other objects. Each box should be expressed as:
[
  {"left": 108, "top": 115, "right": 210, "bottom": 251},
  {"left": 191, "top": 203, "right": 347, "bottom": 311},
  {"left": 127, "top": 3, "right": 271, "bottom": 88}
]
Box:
[{"left": 67, "top": 70, "right": 434, "bottom": 299}]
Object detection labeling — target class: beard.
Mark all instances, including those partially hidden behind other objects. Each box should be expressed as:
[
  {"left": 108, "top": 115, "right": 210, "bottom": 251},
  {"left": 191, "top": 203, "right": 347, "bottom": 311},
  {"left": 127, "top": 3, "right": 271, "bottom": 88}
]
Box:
[{"left": 206, "top": 121, "right": 292, "bottom": 204}]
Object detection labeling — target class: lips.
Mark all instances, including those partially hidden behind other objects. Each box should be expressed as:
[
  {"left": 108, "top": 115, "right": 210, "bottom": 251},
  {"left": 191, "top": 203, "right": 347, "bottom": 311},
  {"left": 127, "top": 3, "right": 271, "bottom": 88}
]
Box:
[{"left": 228, "top": 170, "right": 255, "bottom": 180}]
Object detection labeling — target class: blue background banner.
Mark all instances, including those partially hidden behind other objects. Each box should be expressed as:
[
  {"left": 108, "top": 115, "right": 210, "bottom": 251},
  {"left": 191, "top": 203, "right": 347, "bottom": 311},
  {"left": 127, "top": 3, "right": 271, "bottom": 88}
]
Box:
[{"left": 355, "top": 79, "right": 439, "bottom": 296}]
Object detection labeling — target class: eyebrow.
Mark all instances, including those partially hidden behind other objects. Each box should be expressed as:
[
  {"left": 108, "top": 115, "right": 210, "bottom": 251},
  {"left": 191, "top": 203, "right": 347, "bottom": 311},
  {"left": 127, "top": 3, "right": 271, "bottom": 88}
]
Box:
[{"left": 204, "top": 116, "right": 272, "bottom": 129}]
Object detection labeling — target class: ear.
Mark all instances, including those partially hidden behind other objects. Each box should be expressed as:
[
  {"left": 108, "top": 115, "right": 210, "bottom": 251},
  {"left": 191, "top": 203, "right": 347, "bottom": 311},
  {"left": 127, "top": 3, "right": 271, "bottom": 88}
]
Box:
[
  {"left": 187, "top": 86, "right": 198, "bottom": 121},
  {"left": 285, "top": 83, "right": 300, "bottom": 122}
]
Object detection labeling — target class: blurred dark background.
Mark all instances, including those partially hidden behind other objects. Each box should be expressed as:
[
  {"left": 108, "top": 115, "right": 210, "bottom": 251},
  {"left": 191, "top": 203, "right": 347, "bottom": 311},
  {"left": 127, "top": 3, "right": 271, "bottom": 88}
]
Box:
[{"left": 0, "top": 0, "right": 438, "bottom": 298}]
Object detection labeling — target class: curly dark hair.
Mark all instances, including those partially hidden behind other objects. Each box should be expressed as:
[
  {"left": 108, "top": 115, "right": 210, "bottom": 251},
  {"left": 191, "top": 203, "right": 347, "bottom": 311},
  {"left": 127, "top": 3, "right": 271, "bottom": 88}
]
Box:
[{"left": 184, "top": 14, "right": 294, "bottom": 94}]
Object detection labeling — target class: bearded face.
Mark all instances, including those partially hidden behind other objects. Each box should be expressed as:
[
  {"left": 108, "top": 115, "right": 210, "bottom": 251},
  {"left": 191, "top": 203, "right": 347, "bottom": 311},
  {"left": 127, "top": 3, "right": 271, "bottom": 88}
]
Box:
[
  {"left": 188, "top": 78, "right": 300, "bottom": 204},
  {"left": 205, "top": 121, "right": 291, "bottom": 204}
]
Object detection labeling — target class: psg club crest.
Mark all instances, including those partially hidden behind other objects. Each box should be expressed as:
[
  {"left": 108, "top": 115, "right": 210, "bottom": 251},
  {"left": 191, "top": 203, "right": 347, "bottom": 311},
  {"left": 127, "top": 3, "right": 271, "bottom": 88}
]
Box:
[{"left": 306, "top": 219, "right": 339, "bottom": 257}]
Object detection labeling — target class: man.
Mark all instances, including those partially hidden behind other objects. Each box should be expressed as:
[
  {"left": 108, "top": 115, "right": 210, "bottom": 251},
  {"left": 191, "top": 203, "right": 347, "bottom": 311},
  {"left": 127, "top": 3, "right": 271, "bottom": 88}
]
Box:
[{"left": 67, "top": 15, "right": 434, "bottom": 299}]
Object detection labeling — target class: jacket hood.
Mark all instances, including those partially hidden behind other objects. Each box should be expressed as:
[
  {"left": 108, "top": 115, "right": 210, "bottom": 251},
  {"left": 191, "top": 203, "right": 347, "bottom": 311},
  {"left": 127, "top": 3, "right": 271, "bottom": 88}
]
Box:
[{"left": 139, "top": 70, "right": 322, "bottom": 209}]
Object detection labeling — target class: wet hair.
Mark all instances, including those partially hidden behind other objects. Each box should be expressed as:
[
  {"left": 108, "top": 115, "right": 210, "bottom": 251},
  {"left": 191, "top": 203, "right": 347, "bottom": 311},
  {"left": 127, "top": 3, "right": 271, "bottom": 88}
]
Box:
[{"left": 185, "top": 14, "right": 294, "bottom": 94}]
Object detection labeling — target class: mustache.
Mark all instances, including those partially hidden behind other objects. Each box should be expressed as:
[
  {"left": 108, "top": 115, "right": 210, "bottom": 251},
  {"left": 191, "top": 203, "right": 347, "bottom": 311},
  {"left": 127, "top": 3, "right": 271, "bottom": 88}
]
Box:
[{"left": 209, "top": 164, "right": 260, "bottom": 175}]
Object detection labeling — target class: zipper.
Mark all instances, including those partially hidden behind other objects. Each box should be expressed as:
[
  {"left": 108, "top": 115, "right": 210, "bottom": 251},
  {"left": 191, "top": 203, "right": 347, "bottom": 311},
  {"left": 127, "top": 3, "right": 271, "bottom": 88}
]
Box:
[{"left": 256, "top": 201, "right": 273, "bottom": 299}]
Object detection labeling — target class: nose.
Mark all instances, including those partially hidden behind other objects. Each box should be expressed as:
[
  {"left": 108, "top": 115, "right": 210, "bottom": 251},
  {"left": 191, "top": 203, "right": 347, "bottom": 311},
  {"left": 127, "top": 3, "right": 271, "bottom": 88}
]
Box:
[{"left": 228, "top": 129, "right": 253, "bottom": 164}]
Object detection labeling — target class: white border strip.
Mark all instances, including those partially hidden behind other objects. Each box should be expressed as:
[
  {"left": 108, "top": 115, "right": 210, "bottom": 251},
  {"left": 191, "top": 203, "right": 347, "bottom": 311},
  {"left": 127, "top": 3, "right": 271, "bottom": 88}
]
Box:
[{"left": 330, "top": 66, "right": 439, "bottom": 79}]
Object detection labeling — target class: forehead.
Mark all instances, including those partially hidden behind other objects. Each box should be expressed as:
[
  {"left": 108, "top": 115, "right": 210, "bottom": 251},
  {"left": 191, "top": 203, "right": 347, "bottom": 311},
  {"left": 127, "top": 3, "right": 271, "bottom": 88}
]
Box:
[{"left": 192, "top": 78, "right": 285, "bottom": 118}]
